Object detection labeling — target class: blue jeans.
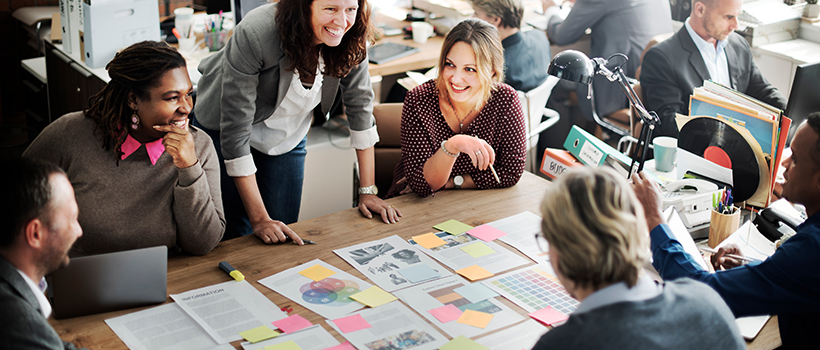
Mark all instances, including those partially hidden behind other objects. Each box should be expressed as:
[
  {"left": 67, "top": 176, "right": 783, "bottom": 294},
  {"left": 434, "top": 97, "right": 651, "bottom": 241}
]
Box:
[{"left": 193, "top": 117, "right": 307, "bottom": 240}]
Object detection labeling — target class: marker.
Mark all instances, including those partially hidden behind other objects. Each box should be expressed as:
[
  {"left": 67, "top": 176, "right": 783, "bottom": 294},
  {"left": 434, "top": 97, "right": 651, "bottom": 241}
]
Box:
[
  {"left": 286, "top": 237, "right": 318, "bottom": 245},
  {"left": 489, "top": 164, "right": 501, "bottom": 184},
  {"left": 219, "top": 261, "right": 245, "bottom": 281},
  {"left": 171, "top": 28, "right": 182, "bottom": 39}
]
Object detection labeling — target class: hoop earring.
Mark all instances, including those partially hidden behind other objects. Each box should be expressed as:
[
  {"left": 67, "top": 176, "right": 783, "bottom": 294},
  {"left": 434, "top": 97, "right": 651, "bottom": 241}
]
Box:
[{"left": 130, "top": 111, "right": 140, "bottom": 131}]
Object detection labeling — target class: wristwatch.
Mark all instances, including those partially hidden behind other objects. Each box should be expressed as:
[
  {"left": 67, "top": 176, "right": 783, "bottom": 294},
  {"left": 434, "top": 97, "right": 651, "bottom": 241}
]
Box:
[
  {"left": 454, "top": 175, "right": 464, "bottom": 189},
  {"left": 358, "top": 185, "right": 378, "bottom": 196}
]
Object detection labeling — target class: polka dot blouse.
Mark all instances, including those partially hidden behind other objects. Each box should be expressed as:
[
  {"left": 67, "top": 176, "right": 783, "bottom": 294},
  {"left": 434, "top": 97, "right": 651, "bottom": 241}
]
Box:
[{"left": 386, "top": 80, "right": 527, "bottom": 198}]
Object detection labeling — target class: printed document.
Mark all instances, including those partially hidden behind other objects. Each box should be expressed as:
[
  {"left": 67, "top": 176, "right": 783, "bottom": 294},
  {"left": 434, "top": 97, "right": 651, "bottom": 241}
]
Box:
[
  {"left": 475, "top": 319, "right": 548, "bottom": 350},
  {"left": 490, "top": 211, "right": 548, "bottom": 264},
  {"left": 105, "top": 303, "right": 233, "bottom": 350},
  {"left": 241, "top": 325, "right": 340, "bottom": 350},
  {"left": 410, "top": 232, "right": 529, "bottom": 274},
  {"left": 326, "top": 302, "right": 448, "bottom": 350}
]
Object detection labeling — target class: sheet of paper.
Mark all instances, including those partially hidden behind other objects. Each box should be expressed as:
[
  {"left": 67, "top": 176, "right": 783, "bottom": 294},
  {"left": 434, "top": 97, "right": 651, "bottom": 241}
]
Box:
[
  {"left": 428, "top": 304, "right": 462, "bottom": 323},
  {"left": 170, "top": 280, "right": 288, "bottom": 344},
  {"left": 272, "top": 315, "right": 312, "bottom": 334},
  {"left": 412, "top": 232, "right": 447, "bottom": 249},
  {"left": 440, "top": 335, "right": 489, "bottom": 350},
  {"left": 491, "top": 212, "right": 549, "bottom": 264},
  {"left": 398, "top": 264, "right": 441, "bottom": 283},
  {"left": 321, "top": 341, "right": 355, "bottom": 350},
  {"left": 242, "top": 325, "right": 340, "bottom": 350},
  {"left": 257, "top": 259, "right": 371, "bottom": 319},
  {"left": 298, "top": 264, "right": 336, "bottom": 282},
  {"left": 332, "top": 314, "right": 373, "bottom": 333},
  {"left": 467, "top": 225, "right": 508, "bottom": 242},
  {"left": 457, "top": 309, "right": 494, "bottom": 328},
  {"left": 717, "top": 221, "right": 776, "bottom": 262},
  {"left": 482, "top": 264, "right": 579, "bottom": 314},
  {"left": 264, "top": 340, "right": 301, "bottom": 350},
  {"left": 664, "top": 207, "right": 710, "bottom": 271},
  {"left": 240, "top": 326, "right": 279, "bottom": 343},
  {"left": 529, "top": 306, "right": 569, "bottom": 327},
  {"left": 434, "top": 219, "right": 474, "bottom": 235},
  {"left": 736, "top": 315, "right": 771, "bottom": 340},
  {"left": 456, "top": 265, "right": 494, "bottom": 281},
  {"left": 350, "top": 286, "right": 397, "bottom": 308},
  {"left": 410, "top": 231, "right": 529, "bottom": 274},
  {"left": 105, "top": 303, "right": 234, "bottom": 350},
  {"left": 393, "top": 275, "right": 525, "bottom": 338},
  {"left": 475, "top": 319, "right": 548, "bottom": 350},
  {"left": 325, "top": 302, "right": 448, "bottom": 350},
  {"left": 333, "top": 235, "right": 452, "bottom": 292},
  {"left": 453, "top": 284, "right": 499, "bottom": 304}
]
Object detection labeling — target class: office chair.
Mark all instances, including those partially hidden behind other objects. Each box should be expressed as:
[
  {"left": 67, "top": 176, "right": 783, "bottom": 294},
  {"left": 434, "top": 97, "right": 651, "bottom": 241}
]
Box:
[{"left": 517, "top": 76, "right": 561, "bottom": 173}]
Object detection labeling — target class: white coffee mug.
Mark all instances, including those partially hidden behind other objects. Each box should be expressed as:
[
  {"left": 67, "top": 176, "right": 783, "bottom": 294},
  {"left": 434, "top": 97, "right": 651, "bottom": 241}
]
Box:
[{"left": 411, "top": 22, "right": 434, "bottom": 44}]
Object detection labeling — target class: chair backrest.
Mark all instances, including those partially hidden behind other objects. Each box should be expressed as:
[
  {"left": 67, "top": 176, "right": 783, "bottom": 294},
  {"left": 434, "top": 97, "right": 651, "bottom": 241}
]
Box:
[
  {"left": 518, "top": 76, "right": 560, "bottom": 150},
  {"left": 372, "top": 103, "right": 403, "bottom": 197}
]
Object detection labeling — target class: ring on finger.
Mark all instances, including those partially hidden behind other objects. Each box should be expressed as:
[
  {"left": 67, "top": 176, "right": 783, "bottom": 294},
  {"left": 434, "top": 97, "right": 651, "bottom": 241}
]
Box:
[{"left": 476, "top": 150, "right": 482, "bottom": 155}]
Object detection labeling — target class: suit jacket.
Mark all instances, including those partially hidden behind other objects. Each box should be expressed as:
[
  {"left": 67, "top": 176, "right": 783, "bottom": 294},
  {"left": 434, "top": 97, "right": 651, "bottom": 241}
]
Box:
[
  {"left": 194, "top": 3, "right": 375, "bottom": 161},
  {"left": 0, "top": 257, "right": 82, "bottom": 350},
  {"left": 547, "top": 0, "right": 672, "bottom": 116},
  {"left": 641, "top": 27, "right": 787, "bottom": 137}
]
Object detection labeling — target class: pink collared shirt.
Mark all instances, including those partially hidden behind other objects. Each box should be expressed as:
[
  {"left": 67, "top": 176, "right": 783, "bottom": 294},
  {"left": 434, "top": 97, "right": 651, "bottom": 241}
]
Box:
[{"left": 121, "top": 134, "right": 165, "bottom": 165}]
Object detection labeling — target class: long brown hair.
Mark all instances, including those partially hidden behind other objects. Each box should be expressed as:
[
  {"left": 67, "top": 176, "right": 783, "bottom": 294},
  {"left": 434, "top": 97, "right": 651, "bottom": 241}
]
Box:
[
  {"left": 84, "top": 41, "right": 186, "bottom": 160},
  {"left": 275, "top": 0, "right": 374, "bottom": 78}
]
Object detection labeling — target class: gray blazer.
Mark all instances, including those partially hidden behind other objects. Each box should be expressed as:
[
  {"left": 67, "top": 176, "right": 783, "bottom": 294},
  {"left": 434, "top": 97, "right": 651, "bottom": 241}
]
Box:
[
  {"left": 0, "top": 257, "right": 83, "bottom": 350},
  {"left": 547, "top": 0, "right": 672, "bottom": 117},
  {"left": 641, "top": 27, "right": 787, "bottom": 137},
  {"left": 195, "top": 3, "right": 375, "bottom": 161}
]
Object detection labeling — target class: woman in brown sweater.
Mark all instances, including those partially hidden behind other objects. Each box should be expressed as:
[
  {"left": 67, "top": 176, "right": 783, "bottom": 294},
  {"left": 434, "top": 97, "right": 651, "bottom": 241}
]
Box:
[{"left": 24, "top": 41, "right": 225, "bottom": 256}]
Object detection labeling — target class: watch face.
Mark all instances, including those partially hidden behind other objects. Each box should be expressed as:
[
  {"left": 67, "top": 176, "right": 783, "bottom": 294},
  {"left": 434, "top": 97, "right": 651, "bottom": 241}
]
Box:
[{"left": 454, "top": 176, "right": 464, "bottom": 186}]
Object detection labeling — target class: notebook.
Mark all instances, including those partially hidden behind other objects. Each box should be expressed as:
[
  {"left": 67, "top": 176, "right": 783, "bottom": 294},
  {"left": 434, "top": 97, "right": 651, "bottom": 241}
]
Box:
[
  {"left": 47, "top": 246, "right": 168, "bottom": 319},
  {"left": 368, "top": 42, "right": 420, "bottom": 65}
]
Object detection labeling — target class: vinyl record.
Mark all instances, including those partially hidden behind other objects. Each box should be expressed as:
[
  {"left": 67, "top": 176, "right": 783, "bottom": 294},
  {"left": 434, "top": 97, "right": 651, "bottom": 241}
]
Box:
[{"left": 678, "top": 117, "right": 761, "bottom": 202}]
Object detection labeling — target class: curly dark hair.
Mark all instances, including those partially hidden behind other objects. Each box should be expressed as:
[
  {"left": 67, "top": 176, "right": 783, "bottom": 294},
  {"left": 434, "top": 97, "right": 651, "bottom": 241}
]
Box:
[
  {"left": 84, "top": 41, "right": 186, "bottom": 161},
  {"left": 275, "top": 0, "right": 374, "bottom": 79}
]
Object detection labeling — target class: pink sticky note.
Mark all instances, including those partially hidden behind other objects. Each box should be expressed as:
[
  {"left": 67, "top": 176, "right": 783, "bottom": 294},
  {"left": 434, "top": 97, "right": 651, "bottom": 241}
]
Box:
[
  {"left": 322, "top": 342, "right": 356, "bottom": 350},
  {"left": 529, "top": 306, "right": 569, "bottom": 326},
  {"left": 272, "top": 314, "right": 313, "bottom": 334},
  {"left": 428, "top": 304, "right": 463, "bottom": 323},
  {"left": 467, "top": 225, "right": 508, "bottom": 242},
  {"left": 332, "top": 314, "right": 372, "bottom": 334}
]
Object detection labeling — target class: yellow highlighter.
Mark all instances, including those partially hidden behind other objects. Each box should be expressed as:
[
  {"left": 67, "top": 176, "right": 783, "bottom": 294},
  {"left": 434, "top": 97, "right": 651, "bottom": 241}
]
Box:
[{"left": 219, "top": 261, "right": 245, "bottom": 281}]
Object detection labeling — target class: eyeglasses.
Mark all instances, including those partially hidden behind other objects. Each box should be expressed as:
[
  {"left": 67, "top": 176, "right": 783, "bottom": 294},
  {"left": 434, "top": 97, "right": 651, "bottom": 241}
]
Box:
[{"left": 534, "top": 232, "right": 550, "bottom": 253}]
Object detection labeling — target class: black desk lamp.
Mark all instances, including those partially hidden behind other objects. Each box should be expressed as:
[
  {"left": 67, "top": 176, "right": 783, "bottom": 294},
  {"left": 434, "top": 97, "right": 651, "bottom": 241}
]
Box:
[{"left": 547, "top": 50, "right": 661, "bottom": 178}]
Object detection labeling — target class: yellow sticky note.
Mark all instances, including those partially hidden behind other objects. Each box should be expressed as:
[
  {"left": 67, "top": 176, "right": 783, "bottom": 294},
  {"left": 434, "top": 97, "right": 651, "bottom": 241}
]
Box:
[
  {"left": 433, "top": 220, "right": 474, "bottom": 235},
  {"left": 350, "top": 286, "right": 397, "bottom": 308},
  {"left": 455, "top": 265, "right": 494, "bottom": 281},
  {"left": 440, "top": 335, "right": 490, "bottom": 350},
  {"left": 412, "top": 232, "right": 447, "bottom": 249},
  {"left": 264, "top": 340, "right": 303, "bottom": 350},
  {"left": 239, "top": 326, "right": 279, "bottom": 343},
  {"left": 459, "top": 242, "right": 495, "bottom": 258},
  {"left": 456, "top": 309, "right": 494, "bottom": 329},
  {"left": 298, "top": 264, "right": 336, "bottom": 281}
]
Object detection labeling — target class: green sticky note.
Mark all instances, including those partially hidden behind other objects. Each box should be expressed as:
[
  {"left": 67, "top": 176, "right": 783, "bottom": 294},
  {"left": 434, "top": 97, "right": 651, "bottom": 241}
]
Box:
[
  {"left": 434, "top": 220, "right": 474, "bottom": 235},
  {"left": 459, "top": 242, "right": 495, "bottom": 258},
  {"left": 350, "top": 286, "right": 397, "bottom": 308},
  {"left": 440, "top": 335, "right": 489, "bottom": 350},
  {"left": 264, "top": 340, "right": 303, "bottom": 350},
  {"left": 239, "top": 326, "right": 279, "bottom": 343}
]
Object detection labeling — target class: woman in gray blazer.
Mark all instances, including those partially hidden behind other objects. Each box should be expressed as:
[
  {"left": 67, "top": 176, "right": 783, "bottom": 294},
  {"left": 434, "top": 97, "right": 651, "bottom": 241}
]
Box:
[{"left": 194, "top": 0, "right": 400, "bottom": 243}]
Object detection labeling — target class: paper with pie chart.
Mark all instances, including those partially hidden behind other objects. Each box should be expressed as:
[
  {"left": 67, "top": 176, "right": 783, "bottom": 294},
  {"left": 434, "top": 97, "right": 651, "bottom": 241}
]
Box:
[{"left": 258, "top": 259, "right": 372, "bottom": 320}]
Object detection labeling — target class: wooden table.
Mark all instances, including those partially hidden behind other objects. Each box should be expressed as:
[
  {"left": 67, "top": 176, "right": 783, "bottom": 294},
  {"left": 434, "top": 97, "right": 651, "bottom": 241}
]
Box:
[
  {"left": 49, "top": 172, "right": 781, "bottom": 349},
  {"left": 367, "top": 10, "right": 444, "bottom": 77}
]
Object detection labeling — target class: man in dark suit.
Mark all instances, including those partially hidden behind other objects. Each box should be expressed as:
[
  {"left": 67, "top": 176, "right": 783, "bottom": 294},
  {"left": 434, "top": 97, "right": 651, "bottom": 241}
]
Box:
[
  {"left": 0, "top": 158, "right": 84, "bottom": 350},
  {"left": 641, "top": 0, "right": 787, "bottom": 138}
]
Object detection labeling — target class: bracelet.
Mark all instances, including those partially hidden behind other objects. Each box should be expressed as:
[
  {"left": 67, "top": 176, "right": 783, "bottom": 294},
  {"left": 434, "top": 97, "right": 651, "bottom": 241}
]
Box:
[{"left": 441, "top": 140, "right": 459, "bottom": 157}]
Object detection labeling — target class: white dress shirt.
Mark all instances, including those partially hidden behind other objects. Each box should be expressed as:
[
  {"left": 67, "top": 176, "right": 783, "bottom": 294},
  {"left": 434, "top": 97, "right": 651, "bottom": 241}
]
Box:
[
  {"left": 685, "top": 18, "right": 731, "bottom": 87},
  {"left": 17, "top": 270, "right": 52, "bottom": 318}
]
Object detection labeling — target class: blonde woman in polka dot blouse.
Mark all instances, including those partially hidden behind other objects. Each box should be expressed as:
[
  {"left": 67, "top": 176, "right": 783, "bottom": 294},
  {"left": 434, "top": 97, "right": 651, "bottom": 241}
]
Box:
[{"left": 386, "top": 19, "right": 527, "bottom": 198}]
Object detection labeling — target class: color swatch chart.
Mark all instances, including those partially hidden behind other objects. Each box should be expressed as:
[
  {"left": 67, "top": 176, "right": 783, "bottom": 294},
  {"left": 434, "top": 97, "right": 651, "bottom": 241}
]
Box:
[{"left": 483, "top": 266, "right": 579, "bottom": 314}]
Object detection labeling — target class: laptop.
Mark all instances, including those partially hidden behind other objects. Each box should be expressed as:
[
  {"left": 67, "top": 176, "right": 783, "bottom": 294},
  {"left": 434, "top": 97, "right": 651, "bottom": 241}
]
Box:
[
  {"left": 368, "top": 42, "right": 420, "bottom": 65},
  {"left": 47, "top": 246, "right": 168, "bottom": 319}
]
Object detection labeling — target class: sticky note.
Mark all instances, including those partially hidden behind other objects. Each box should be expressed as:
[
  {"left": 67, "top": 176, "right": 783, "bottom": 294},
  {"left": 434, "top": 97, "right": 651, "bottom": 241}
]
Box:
[
  {"left": 298, "top": 264, "right": 336, "bottom": 281},
  {"left": 239, "top": 326, "right": 279, "bottom": 343},
  {"left": 459, "top": 242, "right": 495, "bottom": 258},
  {"left": 398, "top": 264, "right": 441, "bottom": 283},
  {"left": 272, "top": 314, "right": 312, "bottom": 334},
  {"left": 412, "top": 232, "right": 447, "bottom": 249},
  {"left": 264, "top": 340, "right": 302, "bottom": 350},
  {"left": 453, "top": 284, "right": 499, "bottom": 304},
  {"left": 332, "top": 314, "right": 372, "bottom": 333},
  {"left": 323, "top": 341, "right": 356, "bottom": 350},
  {"left": 434, "top": 219, "right": 474, "bottom": 235},
  {"left": 350, "top": 286, "right": 397, "bottom": 308},
  {"left": 456, "top": 309, "right": 494, "bottom": 329},
  {"left": 428, "top": 304, "right": 463, "bottom": 323},
  {"left": 440, "top": 335, "right": 490, "bottom": 350},
  {"left": 466, "top": 225, "right": 508, "bottom": 242},
  {"left": 529, "top": 306, "right": 569, "bottom": 326},
  {"left": 455, "top": 265, "right": 494, "bottom": 281}
]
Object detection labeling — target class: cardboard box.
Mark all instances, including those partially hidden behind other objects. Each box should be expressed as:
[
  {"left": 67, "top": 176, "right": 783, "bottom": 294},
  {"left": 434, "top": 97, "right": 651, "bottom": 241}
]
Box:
[{"left": 81, "top": 0, "right": 161, "bottom": 68}]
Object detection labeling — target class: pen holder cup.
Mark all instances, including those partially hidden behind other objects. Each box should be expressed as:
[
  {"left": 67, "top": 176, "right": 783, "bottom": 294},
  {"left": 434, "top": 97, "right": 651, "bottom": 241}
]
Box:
[
  {"left": 708, "top": 207, "right": 740, "bottom": 248},
  {"left": 204, "top": 30, "right": 229, "bottom": 52}
]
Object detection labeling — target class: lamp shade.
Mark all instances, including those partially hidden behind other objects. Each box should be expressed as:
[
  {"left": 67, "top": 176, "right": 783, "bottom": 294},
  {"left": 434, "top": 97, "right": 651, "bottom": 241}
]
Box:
[{"left": 547, "top": 50, "right": 594, "bottom": 85}]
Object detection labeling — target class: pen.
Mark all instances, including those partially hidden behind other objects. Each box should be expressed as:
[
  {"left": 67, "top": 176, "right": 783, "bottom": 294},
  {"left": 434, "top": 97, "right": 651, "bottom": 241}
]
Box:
[
  {"left": 285, "top": 237, "right": 318, "bottom": 245},
  {"left": 698, "top": 247, "right": 755, "bottom": 263},
  {"left": 489, "top": 164, "right": 500, "bottom": 184},
  {"left": 219, "top": 261, "right": 245, "bottom": 281}
]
